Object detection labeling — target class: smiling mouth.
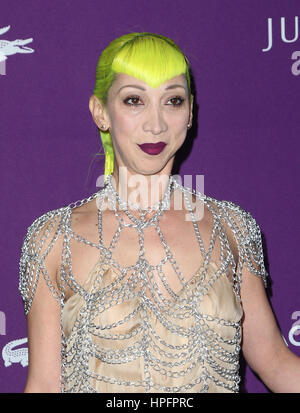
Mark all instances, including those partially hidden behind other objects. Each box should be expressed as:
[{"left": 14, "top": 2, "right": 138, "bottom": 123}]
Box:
[{"left": 138, "top": 142, "right": 166, "bottom": 155}]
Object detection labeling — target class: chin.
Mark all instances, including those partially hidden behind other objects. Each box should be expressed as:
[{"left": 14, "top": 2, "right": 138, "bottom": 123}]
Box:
[{"left": 143, "top": 166, "right": 169, "bottom": 176}]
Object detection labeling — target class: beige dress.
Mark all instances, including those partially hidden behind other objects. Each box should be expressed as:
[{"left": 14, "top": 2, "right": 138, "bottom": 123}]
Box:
[
  {"left": 18, "top": 183, "right": 268, "bottom": 393},
  {"left": 62, "top": 256, "right": 243, "bottom": 393}
]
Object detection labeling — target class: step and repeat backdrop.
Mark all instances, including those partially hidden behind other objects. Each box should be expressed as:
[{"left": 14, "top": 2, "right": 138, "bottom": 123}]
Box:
[{"left": 0, "top": 0, "right": 299, "bottom": 393}]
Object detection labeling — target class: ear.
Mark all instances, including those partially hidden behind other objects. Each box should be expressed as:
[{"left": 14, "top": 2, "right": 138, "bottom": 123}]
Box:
[{"left": 89, "top": 95, "right": 110, "bottom": 131}]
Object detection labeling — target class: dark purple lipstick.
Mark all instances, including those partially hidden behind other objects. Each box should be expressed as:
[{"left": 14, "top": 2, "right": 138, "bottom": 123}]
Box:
[{"left": 138, "top": 142, "right": 166, "bottom": 155}]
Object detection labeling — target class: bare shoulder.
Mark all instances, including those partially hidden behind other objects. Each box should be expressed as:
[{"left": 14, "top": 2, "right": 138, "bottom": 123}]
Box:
[
  {"left": 20, "top": 206, "right": 67, "bottom": 274},
  {"left": 70, "top": 197, "right": 100, "bottom": 243},
  {"left": 19, "top": 207, "right": 68, "bottom": 315},
  {"left": 190, "top": 192, "right": 258, "bottom": 268},
  {"left": 204, "top": 195, "right": 268, "bottom": 287}
]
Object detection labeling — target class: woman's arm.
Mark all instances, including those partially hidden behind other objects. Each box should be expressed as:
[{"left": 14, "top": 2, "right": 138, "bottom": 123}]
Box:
[
  {"left": 19, "top": 214, "right": 63, "bottom": 393},
  {"left": 24, "top": 254, "right": 61, "bottom": 393},
  {"left": 220, "top": 201, "right": 300, "bottom": 392},
  {"left": 240, "top": 266, "right": 300, "bottom": 393}
]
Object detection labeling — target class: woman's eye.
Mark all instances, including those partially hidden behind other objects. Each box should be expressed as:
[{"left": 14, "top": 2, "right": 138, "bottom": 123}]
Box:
[
  {"left": 123, "top": 96, "right": 142, "bottom": 106},
  {"left": 123, "top": 95, "right": 185, "bottom": 107},
  {"left": 167, "top": 97, "right": 185, "bottom": 106}
]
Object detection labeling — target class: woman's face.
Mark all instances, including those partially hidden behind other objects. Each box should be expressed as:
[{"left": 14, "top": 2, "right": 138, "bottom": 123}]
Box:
[{"left": 96, "top": 72, "right": 193, "bottom": 177}]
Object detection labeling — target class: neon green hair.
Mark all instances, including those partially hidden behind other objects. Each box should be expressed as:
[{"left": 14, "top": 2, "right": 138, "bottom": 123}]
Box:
[{"left": 92, "top": 32, "right": 191, "bottom": 181}]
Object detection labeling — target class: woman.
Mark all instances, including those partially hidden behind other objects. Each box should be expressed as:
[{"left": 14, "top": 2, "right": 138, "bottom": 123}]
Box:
[{"left": 19, "top": 32, "right": 300, "bottom": 393}]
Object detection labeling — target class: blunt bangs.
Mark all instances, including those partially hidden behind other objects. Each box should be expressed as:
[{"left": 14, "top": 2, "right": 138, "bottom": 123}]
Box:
[{"left": 112, "top": 35, "right": 189, "bottom": 89}]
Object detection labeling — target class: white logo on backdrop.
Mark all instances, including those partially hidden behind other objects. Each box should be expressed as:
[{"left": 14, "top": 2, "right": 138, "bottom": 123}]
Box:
[
  {"left": 289, "top": 311, "right": 300, "bottom": 346},
  {"left": 261, "top": 16, "right": 300, "bottom": 76},
  {"left": 2, "top": 338, "right": 28, "bottom": 367},
  {"left": 0, "top": 25, "right": 34, "bottom": 75},
  {"left": 281, "top": 311, "right": 300, "bottom": 347},
  {"left": 263, "top": 16, "right": 299, "bottom": 52}
]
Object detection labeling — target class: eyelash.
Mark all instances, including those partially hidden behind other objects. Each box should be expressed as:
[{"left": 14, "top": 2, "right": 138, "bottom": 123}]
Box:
[{"left": 123, "top": 95, "right": 185, "bottom": 107}]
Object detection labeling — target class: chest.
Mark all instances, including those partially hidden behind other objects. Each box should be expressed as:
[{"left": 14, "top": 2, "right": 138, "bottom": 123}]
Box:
[{"left": 59, "top": 206, "right": 232, "bottom": 303}]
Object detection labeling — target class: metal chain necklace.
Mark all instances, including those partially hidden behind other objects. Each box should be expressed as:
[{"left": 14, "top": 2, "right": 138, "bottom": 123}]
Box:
[
  {"left": 96, "top": 173, "right": 211, "bottom": 310},
  {"left": 104, "top": 173, "right": 175, "bottom": 217}
]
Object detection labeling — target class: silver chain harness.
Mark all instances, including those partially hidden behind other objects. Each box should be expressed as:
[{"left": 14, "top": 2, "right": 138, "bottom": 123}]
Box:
[{"left": 18, "top": 174, "right": 268, "bottom": 393}]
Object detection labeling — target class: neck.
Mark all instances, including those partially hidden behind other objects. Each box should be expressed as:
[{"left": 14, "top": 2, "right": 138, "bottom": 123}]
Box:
[{"left": 110, "top": 167, "right": 173, "bottom": 211}]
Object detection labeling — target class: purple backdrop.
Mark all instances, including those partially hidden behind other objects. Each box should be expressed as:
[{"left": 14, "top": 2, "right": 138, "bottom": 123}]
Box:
[{"left": 0, "top": 0, "right": 299, "bottom": 393}]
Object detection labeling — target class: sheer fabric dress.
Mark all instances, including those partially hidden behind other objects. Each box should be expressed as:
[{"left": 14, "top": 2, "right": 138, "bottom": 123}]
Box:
[{"left": 18, "top": 178, "right": 268, "bottom": 393}]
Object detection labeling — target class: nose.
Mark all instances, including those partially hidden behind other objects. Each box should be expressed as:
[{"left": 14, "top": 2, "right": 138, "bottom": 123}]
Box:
[{"left": 142, "top": 103, "right": 168, "bottom": 136}]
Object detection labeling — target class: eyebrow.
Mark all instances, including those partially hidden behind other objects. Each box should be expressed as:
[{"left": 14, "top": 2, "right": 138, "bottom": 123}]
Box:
[{"left": 117, "top": 84, "right": 186, "bottom": 93}]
